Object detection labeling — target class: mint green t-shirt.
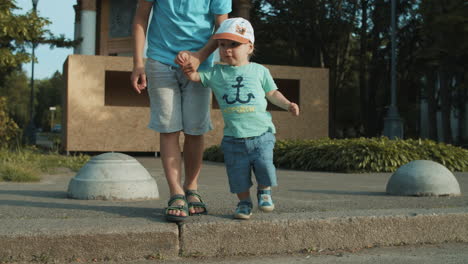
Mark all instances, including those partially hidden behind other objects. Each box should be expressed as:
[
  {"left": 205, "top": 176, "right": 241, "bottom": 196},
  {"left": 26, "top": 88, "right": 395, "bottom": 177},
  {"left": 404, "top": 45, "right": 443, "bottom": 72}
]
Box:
[{"left": 199, "top": 63, "right": 277, "bottom": 138}]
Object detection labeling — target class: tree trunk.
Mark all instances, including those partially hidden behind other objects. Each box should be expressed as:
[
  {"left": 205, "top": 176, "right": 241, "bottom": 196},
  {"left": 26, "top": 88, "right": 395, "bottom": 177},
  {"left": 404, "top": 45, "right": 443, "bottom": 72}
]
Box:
[
  {"left": 439, "top": 70, "right": 452, "bottom": 143},
  {"left": 231, "top": 0, "right": 252, "bottom": 19},
  {"left": 426, "top": 70, "right": 438, "bottom": 141},
  {"left": 458, "top": 73, "right": 467, "bottom": 145},
  {"left": 359, "top": 0, "right": 368, "bottom": 135}
]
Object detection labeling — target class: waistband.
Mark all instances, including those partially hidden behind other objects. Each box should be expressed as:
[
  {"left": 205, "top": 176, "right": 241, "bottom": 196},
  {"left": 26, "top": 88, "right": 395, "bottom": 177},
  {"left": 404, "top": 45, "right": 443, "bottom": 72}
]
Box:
[{"left": 223, "top": 132, "right": 271, "bottom": 141}]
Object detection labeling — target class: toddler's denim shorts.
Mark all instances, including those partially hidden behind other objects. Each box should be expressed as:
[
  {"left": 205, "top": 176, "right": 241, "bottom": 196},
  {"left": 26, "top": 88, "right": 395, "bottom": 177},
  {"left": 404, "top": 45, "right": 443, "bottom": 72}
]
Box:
[
  {"left": 145, "top": 59, "right": 213, "bottom": 135},
  {"left": 221, "top": 132, "right": 277, "bottom": 193}
]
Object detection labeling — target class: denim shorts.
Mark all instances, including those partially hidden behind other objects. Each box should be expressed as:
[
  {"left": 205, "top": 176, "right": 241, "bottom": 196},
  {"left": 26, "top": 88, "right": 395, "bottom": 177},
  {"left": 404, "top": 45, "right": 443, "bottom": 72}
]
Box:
[
  {"left": 145, "top": 59, "right": 213, "bottom": 135},
  {"left": 221, "top": 132, "right": 277, "bottom": 193}
]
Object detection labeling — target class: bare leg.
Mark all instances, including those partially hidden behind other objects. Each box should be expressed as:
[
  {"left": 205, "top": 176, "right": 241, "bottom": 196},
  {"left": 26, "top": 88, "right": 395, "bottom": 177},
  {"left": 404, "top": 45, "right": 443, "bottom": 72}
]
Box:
[
  {"left": 160, "top": 131, "right": 186, "bottom": 217},
  {"left": 237, "top": 191, "right": 250, "bottom": 201},
  {"left": 258, "top": 184, "right": 271, "bottom": 190},
  {"left": 183, "top": 133, "right": 205, "bottom": 214}
]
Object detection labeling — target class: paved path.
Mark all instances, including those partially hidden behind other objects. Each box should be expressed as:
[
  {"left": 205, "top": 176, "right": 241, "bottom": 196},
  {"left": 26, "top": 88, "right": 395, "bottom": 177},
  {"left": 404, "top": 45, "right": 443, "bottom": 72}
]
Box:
[{"left": 0, "top": 156, "right": 467, "bottom": 263}]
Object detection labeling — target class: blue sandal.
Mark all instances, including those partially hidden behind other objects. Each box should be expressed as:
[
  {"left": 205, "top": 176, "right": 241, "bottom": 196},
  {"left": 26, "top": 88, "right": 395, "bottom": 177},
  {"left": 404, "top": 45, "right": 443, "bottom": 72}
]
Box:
[
  {"left": 257, "top": 189, "right": 275, "bottom": 212},
  {"left": 165, "top": 194, "right": 188, "bottom": 222}
]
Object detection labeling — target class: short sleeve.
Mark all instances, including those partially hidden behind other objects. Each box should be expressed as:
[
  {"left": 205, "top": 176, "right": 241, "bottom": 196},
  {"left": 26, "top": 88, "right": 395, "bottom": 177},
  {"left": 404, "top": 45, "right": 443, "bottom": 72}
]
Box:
[
  {"left": 261, "top": 67, "right": 278, "bottom": 93},
  {"left": 210, "top": 0, "right": 232, "bottom": 15},
  {"left": 199, "top": 70, "right": 212, "bottom": 88}
]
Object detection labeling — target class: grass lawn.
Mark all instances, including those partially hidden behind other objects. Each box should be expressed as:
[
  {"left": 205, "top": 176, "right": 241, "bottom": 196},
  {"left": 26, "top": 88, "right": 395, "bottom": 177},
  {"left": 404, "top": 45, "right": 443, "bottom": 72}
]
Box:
[{"left": 0, "top": 147, "right": 90, "bottom": 182}]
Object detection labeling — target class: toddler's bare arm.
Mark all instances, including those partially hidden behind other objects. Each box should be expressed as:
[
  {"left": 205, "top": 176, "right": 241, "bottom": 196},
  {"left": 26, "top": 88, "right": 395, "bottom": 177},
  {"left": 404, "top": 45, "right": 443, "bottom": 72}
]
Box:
[{"left": 266, "top": 90, "right": 300, "bottom": 116}]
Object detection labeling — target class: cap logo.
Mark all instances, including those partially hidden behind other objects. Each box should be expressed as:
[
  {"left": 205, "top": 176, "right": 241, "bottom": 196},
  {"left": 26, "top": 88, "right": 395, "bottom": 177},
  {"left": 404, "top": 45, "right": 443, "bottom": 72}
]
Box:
[{"left": 235, "top": 25, "right": 247, "bottom": 35}]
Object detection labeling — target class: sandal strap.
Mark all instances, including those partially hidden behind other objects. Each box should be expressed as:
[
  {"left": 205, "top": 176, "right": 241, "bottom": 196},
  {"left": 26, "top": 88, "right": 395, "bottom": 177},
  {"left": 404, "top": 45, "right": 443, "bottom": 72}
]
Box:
[
  {"left": 185, "top": 190, "right": 204, "bottom": 203},
  {"left": 238, "top": 200, "right": 253, "bottom": 207},
  {"left": 167, "top": 194, "right": 186, "bottom": 206},
  {"left": 257, "top": 189, "right": 272, "bottom": 195},
  {"left": 166, "top": 205, "right": 186, "bottom": 211}
]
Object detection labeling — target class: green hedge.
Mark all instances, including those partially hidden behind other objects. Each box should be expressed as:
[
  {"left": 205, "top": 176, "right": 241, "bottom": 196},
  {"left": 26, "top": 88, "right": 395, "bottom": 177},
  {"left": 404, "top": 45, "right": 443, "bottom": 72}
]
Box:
[
  {"left": 0, "top": 97, "right": 20, "bottom": 148},
  {"left": 203, "top": 137, "right": 468, "bottom": 173}
]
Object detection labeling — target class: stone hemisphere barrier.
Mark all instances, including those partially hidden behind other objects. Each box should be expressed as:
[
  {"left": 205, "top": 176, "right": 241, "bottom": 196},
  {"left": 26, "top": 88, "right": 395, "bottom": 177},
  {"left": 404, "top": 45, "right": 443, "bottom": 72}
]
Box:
[
  {"left": 386, "top": 160, "right": 461, "bottom": 196},
  {"left": 67, "top": 152, "right": 159, "bottom": 200}
]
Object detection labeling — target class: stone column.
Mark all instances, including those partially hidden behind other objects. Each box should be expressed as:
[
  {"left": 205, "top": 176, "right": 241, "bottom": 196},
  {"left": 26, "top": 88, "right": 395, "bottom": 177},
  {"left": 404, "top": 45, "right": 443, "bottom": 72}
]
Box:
[
  {"left": 78, "top": 0, "right": 96, "bottom": 55},
  {"left": 73, "top": 3, "right": 81, "bottom": 54},
  {"left": 232, "top": 0, "right": 252, "bottom": 20}
]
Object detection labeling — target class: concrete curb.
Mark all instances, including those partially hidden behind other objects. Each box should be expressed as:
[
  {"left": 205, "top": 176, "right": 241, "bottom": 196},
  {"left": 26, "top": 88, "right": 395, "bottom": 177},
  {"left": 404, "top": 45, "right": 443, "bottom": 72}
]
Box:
[
  {"left": 1, "top": 213, "right": 467, "bottom": 262},
  {"left": 180, "top": 213, "right": 468, "bottom": 257},
  {"left": 0, "top": 218, "right": 179, "bottom": 262}
]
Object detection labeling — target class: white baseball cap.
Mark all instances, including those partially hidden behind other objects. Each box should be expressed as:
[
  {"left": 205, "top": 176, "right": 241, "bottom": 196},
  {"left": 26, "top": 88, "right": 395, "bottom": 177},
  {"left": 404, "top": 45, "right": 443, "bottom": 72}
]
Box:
[{"left": 213, "top": 17, "right": 255, "bottom": 44}]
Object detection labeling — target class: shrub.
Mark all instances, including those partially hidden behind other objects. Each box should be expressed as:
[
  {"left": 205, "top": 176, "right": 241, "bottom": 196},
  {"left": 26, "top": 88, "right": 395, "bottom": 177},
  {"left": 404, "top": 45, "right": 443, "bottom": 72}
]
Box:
[
  {"left": 203, "top": 137, "right": 468, "bottom": 173},
  {"left": 0, "top": 147, "right": 90, "bottom": 182},
  {"left": 0, "top": 97, "right": 20, "bottom": 148}
]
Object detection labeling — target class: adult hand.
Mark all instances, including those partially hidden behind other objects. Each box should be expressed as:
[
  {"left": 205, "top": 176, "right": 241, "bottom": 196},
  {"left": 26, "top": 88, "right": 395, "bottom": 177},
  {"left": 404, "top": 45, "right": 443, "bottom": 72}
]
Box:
[
  {"left": 131, "top": 66, "right": 147, "bottom": 94},
  {"left": 175, "top": 51, "right": 201, "bottom": 71}
]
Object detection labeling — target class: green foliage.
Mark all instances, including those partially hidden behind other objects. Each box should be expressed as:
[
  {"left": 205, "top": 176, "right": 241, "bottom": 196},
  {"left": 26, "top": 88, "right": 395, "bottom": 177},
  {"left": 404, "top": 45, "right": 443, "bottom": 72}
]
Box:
[
  {"left": 35, "top": 71, "right": 63, "bottom": 131},
  {"left": 0, "top": 0, "right": 79, "bottom": 74},
  {"left": 0, "top": 97, "right": 20, "bottom": 148},
  {"left": 204, "top": 138, "right": 468, "bottom": 173},
  {"left": 0, "top": 163, "right": 40, "bottom": 182},
  {"left": 0, "top": 70, "right": 29, "bottom": 128},
  {"left": 0, "top": 146, "right": 90, "bottom": 182},
  {"left": 250, "top": 0, "right": 468, "bottom": 142},
  {"left": 203, "top": 145, "right": 225, "bottom": 163},
  {"left": 0, "top": 0, "right": 49, "bottom": 69}
]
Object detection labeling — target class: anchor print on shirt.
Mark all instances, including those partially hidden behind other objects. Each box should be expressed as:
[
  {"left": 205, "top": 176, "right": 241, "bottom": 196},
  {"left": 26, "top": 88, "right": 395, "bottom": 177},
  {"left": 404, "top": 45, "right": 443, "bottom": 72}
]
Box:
[{"left": 223, "top": 76, "right": 255, "bottom": 104}]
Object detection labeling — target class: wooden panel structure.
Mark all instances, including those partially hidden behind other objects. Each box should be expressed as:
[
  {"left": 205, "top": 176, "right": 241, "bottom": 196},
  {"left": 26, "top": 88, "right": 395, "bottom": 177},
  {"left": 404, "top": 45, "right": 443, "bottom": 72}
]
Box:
[
  {"left": 63, "top": 55, "right": 328, "bottom": 152},
  {"left": 98, "top": 0, "right": 134, "bottom": 56}
]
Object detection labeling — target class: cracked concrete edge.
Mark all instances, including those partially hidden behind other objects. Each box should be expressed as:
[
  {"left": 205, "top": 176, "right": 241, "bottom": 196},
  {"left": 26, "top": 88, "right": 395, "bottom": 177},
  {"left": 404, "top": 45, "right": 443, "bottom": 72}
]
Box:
[
  {"left": 1, "top": 213, "right": 467, "bottom": 262},
  {"left": 180, "top": 213, "right": 468, "bottom": 257},
  {"left": 0, "top": 231, "right": 179, "bottom": 263}
]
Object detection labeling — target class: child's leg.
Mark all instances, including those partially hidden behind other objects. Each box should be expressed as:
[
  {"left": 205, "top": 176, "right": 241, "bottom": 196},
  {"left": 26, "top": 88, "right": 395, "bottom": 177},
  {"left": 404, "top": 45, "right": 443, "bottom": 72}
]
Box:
[
  {"left": 251, "top": 133, "right": 277, "bottom": 212},
  {"left": 221, "top": 136, "right": 253, "bottom": 219},
  {"left": 257, "top": 187, "right": 274, "bottom": 212},
  {"left": 234, "top": 190, "right": 253, "bottom": 220}
]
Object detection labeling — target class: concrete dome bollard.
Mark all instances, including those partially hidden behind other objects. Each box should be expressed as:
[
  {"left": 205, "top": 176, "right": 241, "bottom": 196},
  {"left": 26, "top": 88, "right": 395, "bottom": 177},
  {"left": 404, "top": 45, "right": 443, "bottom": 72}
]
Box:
[
  {"left": 386, "top": 160, "right": 461, "bottom": 197},
  {"left": 68, "top": 152, "right": 159, "bottom": 200}
]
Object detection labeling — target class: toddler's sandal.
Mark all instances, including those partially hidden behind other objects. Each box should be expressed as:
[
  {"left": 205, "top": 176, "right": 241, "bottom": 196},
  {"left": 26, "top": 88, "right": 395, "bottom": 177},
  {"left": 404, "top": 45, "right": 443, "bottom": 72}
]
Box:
[
  {"left": 234, "top": 200, "right": 252, "bottom": 220},
  {"left": 257, "top": 189, "right": 275, "bottom": 212}
]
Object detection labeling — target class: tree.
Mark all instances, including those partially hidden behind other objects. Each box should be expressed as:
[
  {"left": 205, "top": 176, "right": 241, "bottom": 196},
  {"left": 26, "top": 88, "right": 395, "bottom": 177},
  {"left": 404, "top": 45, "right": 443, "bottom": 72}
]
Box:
[
  {"left": 0, "top": 0, "right": 78, "bottom": 72},
  {"left": 249, "top": 0, "right": 467, "bottom": 143},
  {"left": 250, "top": 0, "right": 359, "bottom": 137},
  {"left": 0, "top": 70, "right": 29, "bottom": 128},
  {"left": 0, "top": 0, "right": 78, "bottom": 130},
  {"left": 417, "top": 0, "right": 468, "bottom": 143},
  {"left": 35, "top": 71, "right": 63, "bottom": 131}
]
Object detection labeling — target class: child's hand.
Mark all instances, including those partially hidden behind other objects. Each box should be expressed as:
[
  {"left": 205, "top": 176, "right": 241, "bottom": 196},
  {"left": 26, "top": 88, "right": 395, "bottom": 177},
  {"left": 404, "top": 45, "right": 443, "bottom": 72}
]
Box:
[
  {"left": 175, "top": 52, "right": 201, "bottom": 82},
  {"left": 288, "top": 102, "right": 300, "bottom": 116}
]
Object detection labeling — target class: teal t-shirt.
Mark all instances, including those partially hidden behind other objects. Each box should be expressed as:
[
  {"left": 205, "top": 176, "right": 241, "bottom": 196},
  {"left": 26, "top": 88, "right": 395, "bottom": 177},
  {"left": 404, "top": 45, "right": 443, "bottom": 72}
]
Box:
[
  {"left": 144, "top": 0, "right": 231, "bottom": 70},
  {"left": 199, "top": 63, "right": 278, "bottom": 138}
]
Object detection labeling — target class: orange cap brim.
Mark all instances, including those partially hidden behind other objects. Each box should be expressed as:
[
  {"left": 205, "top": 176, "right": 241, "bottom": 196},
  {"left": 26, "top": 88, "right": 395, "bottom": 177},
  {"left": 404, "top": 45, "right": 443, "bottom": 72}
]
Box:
[{"left": 213, "top": 33, "right": 250, "bottom": 44}]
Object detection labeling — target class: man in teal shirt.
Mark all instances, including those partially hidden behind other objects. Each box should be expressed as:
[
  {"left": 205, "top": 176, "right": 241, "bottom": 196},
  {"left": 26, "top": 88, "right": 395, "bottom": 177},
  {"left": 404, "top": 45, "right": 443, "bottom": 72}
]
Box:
[{"left": 131, "top": 0, "right": 231, "bottom": 222}]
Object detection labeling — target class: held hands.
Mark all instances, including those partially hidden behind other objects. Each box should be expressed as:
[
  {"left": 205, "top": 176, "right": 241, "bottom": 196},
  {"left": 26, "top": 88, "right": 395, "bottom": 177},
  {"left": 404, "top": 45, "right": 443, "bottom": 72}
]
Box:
[
  {"left": 175, "top": 50, "right": 201, "bottom": 71},
  {"left": 288, "top": 102, "right": 300, "bottom": 116},
  {"left": 131, "top": 66, "right": 147, "bottom": 94},
  {"left": 176, "top": 51, "right": 200, "bottom": 82}
]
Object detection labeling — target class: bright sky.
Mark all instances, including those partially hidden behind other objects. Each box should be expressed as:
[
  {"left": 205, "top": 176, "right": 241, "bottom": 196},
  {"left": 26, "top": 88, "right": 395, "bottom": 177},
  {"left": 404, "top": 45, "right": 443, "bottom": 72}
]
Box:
[{"left": 15, "top": 0, "right": 75, "bottom": 80}]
